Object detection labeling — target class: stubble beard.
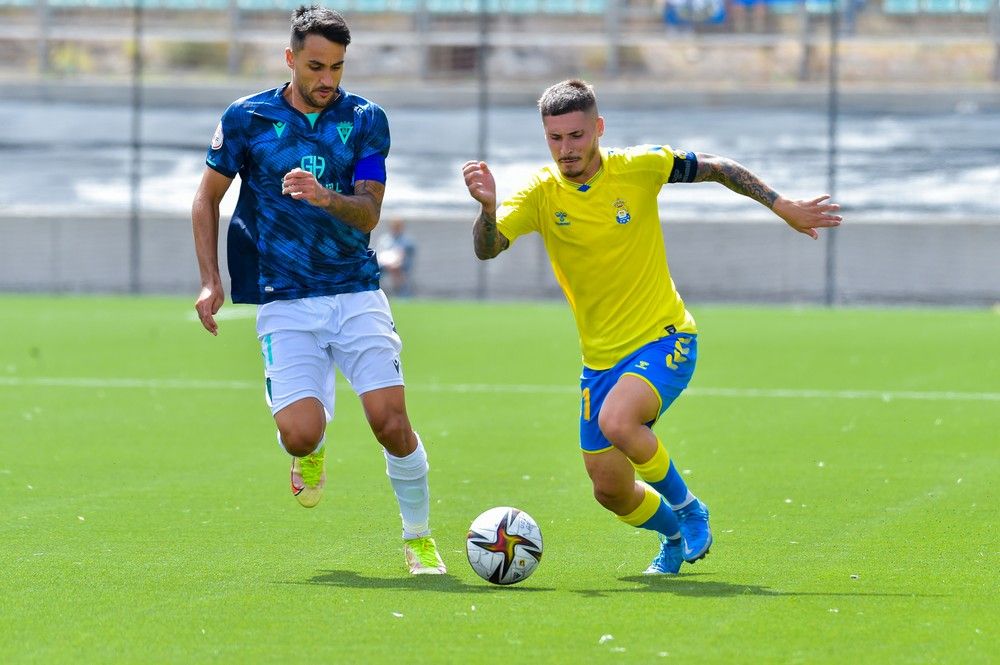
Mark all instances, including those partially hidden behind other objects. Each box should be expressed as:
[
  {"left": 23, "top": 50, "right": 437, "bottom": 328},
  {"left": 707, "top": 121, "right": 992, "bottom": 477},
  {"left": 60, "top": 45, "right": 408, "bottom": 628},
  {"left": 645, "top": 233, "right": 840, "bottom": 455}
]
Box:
[
  {"left": 560, "top": 164, "right": 584, "bottom": 179},
  {"left": 559, "top": 146, "right": 597, "bottom": 180},
  {"left": 298, "top": 81, "right": 331, "bottom": 111}
]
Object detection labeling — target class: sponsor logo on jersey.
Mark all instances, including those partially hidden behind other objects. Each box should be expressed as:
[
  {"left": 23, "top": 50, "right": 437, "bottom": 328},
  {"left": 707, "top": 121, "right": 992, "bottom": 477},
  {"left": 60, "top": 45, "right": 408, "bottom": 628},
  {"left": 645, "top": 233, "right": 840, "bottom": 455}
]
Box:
[
  {"left": 211, "top": 122, "right": 224, "bottom": 150},
  {"left": 555, "top": 211, "right": 570, "bottom": 226},
  {"left": 300, "top": 155, "right": 326, "bottom": 179},
  {"left": 273, "top": 122, "right": 287, "bottom": 139}
]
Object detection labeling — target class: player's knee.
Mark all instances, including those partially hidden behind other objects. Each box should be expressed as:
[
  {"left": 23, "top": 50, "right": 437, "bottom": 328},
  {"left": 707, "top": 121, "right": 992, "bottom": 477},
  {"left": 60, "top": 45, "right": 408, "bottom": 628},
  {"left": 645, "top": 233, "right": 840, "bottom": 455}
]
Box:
[
  {"left": 597, "top": 408, "right": 633, "bottom": 447},
  {"left": 279, "top": 424, "right": 323, "bottom": 457},
  {"left": 275, "top": 398, "right": 326, "bottom": 456},
  {"left": 592, "top": 483, "right": 630, "bottom": 513},
  {"left": 369, "top": 411, "right": 409, "bottom": 450}
]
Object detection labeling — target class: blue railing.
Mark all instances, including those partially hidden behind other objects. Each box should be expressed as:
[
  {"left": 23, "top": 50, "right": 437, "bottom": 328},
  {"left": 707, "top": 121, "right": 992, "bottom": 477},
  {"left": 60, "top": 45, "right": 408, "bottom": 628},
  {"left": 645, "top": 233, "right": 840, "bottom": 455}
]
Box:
[
  {"left": 884, "top": 0, "right": 995, "bottom": 11},
  {"left": 761, "top": 0, "right": 994, "bottom": 13},
  {"left": 7, "top": 0, "right": 994, "bottom": 14},
  {"left": 14, "top": 0, "right": 609, "bottom": 12}
]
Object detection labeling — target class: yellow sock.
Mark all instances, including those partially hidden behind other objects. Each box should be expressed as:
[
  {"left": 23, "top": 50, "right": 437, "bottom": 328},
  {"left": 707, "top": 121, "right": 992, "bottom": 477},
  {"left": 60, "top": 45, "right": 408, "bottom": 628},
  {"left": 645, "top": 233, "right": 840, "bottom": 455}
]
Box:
[
  {"left": 618, "top": 484, "right": 661, "bottom": 527},
  {"left": 631, "top": 437, "right": 670, "bottom": 484}
]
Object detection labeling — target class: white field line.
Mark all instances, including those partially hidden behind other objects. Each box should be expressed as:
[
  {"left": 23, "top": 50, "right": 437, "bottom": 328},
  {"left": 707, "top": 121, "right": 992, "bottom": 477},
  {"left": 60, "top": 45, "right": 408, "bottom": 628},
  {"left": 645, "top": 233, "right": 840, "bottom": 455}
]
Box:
[{"left": 0, "top": 376, "right": 998, "bottom": 402}]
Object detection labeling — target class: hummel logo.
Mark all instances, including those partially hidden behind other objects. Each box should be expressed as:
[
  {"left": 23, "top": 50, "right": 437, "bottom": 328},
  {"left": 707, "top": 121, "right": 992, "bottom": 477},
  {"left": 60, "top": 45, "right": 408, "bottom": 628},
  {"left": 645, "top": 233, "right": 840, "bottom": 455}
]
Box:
[
  {"left": 273, "top": 122, "right": 286, "bottom": 138},
  {"left": 555, "top": 211, "right": 570, "bottom": 226}
]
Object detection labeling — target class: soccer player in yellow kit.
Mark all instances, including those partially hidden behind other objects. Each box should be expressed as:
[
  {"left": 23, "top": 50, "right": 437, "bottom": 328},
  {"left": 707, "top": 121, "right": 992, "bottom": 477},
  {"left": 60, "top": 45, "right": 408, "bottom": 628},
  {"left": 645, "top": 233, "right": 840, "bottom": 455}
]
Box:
[{"left": 462, "top": 79, "right": 841, "bottom": 574}]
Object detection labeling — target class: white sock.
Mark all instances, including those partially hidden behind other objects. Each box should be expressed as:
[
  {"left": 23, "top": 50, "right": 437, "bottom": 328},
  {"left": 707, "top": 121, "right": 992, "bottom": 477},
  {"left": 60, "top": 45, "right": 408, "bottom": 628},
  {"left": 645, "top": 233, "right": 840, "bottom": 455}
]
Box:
[
  {"left": 670, "top": 491, "right": 696, "bottom": 511},
  {"left": 384, "top": 433, "right": 430, "bottom": 540}
]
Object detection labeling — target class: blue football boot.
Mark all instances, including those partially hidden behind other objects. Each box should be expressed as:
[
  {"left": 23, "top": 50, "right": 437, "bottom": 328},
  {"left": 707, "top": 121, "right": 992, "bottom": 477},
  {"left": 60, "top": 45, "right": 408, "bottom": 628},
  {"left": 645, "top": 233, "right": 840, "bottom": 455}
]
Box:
[
  {"left": 643, "top": 534, "right": 684, "bottom": 575},
  {"left": 675, "top": 499, "right": 712, "bottom": 563}
]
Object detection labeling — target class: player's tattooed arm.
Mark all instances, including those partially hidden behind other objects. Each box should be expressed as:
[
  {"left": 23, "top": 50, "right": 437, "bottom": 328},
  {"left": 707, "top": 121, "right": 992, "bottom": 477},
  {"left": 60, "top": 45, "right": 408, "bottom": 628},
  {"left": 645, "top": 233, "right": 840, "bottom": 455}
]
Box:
[
  {"left": 319, "top": 179, "right": 385, "bottom": 233},
  {"left": 693, "top": 152, "right": 778, "bottom": 209},
  {"left": 463, "top": 160, "right": 507, "bottom": 259},
  {"left": 473, "top": 208, "right": 509, "bottom": 260},
  {"left": 281, "top": 167, "right": 384, "bottom": 233},
  {"left": 692, "top": 152, "right": 842, "bottom": 238}
]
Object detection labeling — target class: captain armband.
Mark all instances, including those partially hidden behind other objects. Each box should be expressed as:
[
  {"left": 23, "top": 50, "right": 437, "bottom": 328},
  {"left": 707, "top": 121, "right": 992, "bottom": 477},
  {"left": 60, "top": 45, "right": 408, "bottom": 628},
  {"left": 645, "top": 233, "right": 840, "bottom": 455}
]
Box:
[{"left": 667, "top": 150, "right": 698, "bottom": 183}]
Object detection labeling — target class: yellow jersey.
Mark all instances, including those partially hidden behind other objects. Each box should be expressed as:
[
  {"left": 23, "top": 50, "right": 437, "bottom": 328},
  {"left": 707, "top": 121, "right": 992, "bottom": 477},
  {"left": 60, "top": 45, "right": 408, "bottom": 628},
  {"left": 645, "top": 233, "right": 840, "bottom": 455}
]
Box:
[{"left": 496, "top": 145, "right": 697, "bottom": 370}]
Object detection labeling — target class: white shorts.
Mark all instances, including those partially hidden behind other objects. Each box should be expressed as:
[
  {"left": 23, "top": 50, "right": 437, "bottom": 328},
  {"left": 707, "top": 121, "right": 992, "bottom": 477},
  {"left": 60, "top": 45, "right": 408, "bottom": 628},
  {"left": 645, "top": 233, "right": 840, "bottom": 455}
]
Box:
[{"left": 256, "top": 290, "right": 404, "bottom": 420}]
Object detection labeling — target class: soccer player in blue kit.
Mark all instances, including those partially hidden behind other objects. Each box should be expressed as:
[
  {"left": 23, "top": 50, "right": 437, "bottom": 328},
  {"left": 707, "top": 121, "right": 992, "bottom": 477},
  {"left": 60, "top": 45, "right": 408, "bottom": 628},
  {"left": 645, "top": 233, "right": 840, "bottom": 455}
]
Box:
[{"left": 191, "top": 5, "right": 445, "bottom": 574}]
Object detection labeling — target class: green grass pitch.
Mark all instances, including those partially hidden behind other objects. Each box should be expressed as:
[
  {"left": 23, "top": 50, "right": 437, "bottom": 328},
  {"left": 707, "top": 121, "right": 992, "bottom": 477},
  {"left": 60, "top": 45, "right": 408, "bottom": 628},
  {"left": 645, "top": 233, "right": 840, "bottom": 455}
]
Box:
[{"left": 2, "top": 296, "right": 997, "bottom": 663}]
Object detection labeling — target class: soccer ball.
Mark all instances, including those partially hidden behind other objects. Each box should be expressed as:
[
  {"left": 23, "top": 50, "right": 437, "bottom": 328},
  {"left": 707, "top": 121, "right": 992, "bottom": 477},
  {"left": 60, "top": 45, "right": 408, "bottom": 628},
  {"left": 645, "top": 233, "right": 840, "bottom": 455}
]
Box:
[{"left": 466, "top": 506, "right": 543, "bottom": 585}]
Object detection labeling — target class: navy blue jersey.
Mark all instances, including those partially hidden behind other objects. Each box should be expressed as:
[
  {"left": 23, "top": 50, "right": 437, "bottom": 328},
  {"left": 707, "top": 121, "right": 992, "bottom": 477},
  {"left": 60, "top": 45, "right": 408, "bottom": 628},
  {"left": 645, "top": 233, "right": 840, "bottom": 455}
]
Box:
[{"left": 206, "top": 84, "right": 389, "bottom": 304}]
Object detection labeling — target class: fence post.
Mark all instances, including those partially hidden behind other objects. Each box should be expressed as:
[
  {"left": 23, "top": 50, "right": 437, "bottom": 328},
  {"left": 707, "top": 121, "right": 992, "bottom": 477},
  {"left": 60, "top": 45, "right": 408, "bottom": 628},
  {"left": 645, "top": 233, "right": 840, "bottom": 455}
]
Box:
[
  {"left": 606, "top": 0, "right": 621, "bottom": 77},
  {"left": 227, "top": 0, "right": 242, "bottom": 76},
  {"left": 991, "top": 0, "right": 1000, "bottom": 82},
  {"left": 416, "top": 0, "right": 430, "bottom": 79},
  {"left": 824, "top": 0, "right": 840, "bottom": 306},
  {"left": 130, "top": 0, "right": 144, "bottom": 294},
  {"left": 476, "top": 0, "right": 490, "bottom": 299},
  {"left": 797, "top": 0, "right": 812, "bottom": 81},
  {"left": 36, "top": 0, "right": 50, "bottom": 75}
]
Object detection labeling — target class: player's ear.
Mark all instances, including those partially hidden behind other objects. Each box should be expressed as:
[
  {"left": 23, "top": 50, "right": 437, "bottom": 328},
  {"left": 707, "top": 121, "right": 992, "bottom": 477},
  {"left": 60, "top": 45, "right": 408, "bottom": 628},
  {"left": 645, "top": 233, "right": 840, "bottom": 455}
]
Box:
[
  {"left": 596, "top": 115, "right": 605, "bottom": 138},
  {"left": 285, "top": 47, "right": 294, "bottom": 70}
]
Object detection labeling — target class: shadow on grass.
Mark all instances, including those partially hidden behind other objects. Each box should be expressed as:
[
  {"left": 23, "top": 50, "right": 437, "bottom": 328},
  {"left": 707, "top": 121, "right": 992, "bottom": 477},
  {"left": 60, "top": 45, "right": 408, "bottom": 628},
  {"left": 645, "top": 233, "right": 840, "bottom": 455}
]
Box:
[
  {"left": 568, "top": 574, "right": 949, "bottom": 599},
  {"left": 288, "top": 570, "right": 949, "bottom": 599},
  {"left": 290, "top": 569, "right": 557, "bottom": 593}
]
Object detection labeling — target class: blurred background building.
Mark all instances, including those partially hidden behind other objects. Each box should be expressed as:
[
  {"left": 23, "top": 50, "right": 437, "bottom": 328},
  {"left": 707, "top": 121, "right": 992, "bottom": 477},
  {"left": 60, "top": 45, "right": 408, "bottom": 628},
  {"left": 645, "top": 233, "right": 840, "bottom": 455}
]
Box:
[{"left": 0, "top": 0, "right": 997, "bottom": 303}]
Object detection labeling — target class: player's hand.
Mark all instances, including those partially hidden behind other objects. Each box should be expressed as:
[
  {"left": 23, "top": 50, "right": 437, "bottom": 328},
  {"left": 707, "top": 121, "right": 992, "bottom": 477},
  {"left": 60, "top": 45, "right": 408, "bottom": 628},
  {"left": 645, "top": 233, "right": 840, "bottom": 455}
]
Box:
[
  {"left": 282, "top": 168, "right": 330, "bottom": 207},
  {"left": 774, "top": 195, "right": 842, "bottom": 239},
  {"left": 462, "top": 160, "right": 497, "bottom": 214},
  {"left": 195, "top": 282, "right": 225, "bottom": 336}
]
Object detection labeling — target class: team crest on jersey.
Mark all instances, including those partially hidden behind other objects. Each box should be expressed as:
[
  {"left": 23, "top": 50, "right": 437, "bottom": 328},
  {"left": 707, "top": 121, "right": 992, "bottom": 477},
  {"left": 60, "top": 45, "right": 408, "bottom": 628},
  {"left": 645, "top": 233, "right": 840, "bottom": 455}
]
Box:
[
  {"left": 555, "top": 211, "right": 570, "bottom": 226},
  {"left": 211, "top": 122, "right": 224, "bottom": 150},
  {"left": 612, "top": 198, "right": 631, "bottom": 225},
  {"left": 336, "top": 121, "right": 353, "bottom": 144}
]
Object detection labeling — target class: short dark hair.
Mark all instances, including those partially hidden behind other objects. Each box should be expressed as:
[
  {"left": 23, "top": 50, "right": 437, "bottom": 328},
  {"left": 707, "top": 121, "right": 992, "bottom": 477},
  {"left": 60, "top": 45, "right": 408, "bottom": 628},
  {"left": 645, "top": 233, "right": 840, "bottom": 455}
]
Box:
[
  {"left": 537, "top": 79, "right": 597, "bottom": 117},
  {"left": 290, "top": 5, "right": 351, "bottom": 51}
]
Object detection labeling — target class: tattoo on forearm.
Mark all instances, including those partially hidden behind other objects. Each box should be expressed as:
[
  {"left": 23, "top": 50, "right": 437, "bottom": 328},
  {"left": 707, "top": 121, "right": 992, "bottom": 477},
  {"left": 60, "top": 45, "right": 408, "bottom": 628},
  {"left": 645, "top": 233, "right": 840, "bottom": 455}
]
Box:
[
  {"left": 700, "top": 157, "right": 778, "bottom": 209},
  {"left": 473, "top": 209, "right": 507, "bottom": 259},
  {"left": 321, "top": 180, "right": 384, "bottom": 232},
  {"left": 356, "top": 180, "right": 382, "bottom": 219}
]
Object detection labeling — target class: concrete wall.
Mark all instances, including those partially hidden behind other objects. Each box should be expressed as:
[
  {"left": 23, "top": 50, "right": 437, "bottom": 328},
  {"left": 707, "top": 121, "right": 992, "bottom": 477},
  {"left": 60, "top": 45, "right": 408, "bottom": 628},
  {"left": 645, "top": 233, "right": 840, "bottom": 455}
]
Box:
[{"left": 1, "top": 213, "right": 997, "bottom": 305}]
